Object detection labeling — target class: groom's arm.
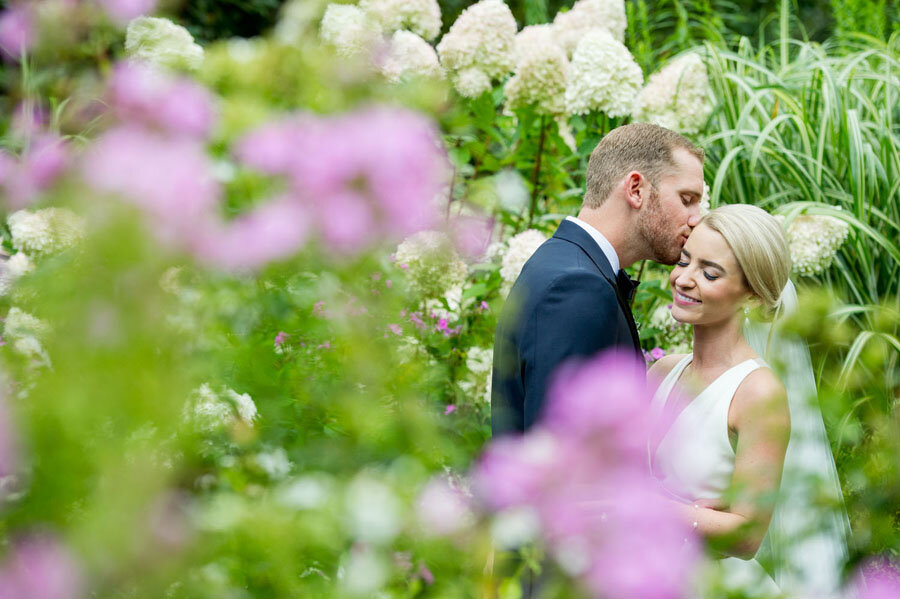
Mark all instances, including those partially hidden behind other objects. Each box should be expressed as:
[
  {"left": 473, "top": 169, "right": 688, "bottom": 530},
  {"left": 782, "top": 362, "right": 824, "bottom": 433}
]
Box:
[{"left": 521, "top": 272, "right": 621, "bottom": 430}]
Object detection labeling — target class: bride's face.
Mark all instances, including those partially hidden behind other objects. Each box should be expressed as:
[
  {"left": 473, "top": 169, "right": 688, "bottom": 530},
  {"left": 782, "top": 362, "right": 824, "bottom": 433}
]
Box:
[{"left": 669, "top": 223, "right": 752, "bottom": 325}]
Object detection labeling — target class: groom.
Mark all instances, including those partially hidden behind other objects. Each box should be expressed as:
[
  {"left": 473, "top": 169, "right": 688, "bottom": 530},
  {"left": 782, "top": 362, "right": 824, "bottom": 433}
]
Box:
[{"left": 492, "top": 123, "right": 705, "bottom": 436}]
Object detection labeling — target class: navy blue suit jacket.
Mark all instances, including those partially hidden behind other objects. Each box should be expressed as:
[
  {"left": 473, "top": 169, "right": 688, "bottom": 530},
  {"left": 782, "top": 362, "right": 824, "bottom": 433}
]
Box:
[{"left": 491, "top": 219, "right": 642, "bottom": 436}]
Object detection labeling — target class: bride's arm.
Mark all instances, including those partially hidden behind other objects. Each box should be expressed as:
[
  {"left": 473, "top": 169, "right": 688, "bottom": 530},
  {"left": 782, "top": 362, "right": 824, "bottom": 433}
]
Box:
[{"left": 676, "top": 368, "right": 791, "bottom": 559}]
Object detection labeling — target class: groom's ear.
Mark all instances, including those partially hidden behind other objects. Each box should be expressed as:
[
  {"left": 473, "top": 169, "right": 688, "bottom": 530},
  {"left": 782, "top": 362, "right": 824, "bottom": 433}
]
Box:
[{"left": 623, "top": 171, "right": 646, "bottom": 209}]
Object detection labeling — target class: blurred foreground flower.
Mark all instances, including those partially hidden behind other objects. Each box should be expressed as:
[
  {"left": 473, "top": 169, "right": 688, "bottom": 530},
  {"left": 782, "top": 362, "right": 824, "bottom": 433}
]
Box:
[
  {"left": 473, "top": 351, "right": 698, "bottom": 598},
  {"left": 0, "top": 3, "right": 34, "bottom": 60},
  {"left": 0, "top": 135, "right": 69, "bottom": 209},
  {"left": 0, "top": 533, "right": 83, "bottom": 599},
  {"left": 552, "top": 0, "right": 627, "bottom": 56},
  {"left": 125, "top": 16, "right": 204, "bottom": 71},
  {"left": 634, "top": 53, "right": 713, "bottom": 135},
  {"left": 853, "top": 557, "right": 900, "bottom": 599},
  {"left": 98, "top": 0, "right": 157, "bottom": 25},
  {"left": 436, "top": 0, "right": 516, "bottom": 98},
  {"left": 565, "top": 29, "right": 643, "bottom": 117}
]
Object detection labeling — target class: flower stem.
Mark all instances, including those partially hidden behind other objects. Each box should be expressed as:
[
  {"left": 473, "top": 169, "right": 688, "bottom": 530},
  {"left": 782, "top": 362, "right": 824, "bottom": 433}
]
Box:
[{"left": 528, "top": 114, "right": 547, "bottom": 227}]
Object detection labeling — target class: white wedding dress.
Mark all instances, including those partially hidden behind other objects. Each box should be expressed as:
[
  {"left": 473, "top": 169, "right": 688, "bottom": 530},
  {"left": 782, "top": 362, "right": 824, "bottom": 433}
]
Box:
[{"left": 650, "top": 354, "right": 784, "bottom": 597}]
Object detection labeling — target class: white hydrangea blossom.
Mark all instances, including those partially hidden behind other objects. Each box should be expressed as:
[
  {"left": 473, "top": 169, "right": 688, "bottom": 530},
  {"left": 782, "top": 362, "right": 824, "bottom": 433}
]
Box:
[
  {"left": 466, "top": 347, "right": 493, "bottom": 375},
  {"left": 700, "top": 182, "right": 711, "bottom": 215},
  {"left": 125, "top": 17, "right": 204, "bottom": 71},
  {"left": 320, "top": 4, "right": 383, "bottom": 58},
  {"left": 4, "top": 307, "right": 48, "bottom": 339},
  {"left": 4, "top": 306, "right": 51, "bottom": 364},
  {"left": 360, "top": 0, "right": 442, "bottom": 42},
  {"left": 424, "top": 285, "right": 464, "bottom": 323},
  {"left": 564, "top": 29, "right": 642, "bottom": 117},
  {"left": 552, "top": 0, "right": 627, "bottom": 56},
  {"left": 187, "top": 384, "right": 258, "bottom": 433},
  {"left": 255, "top": 447, "right": 292, "bottom": 479},
  {"left": 0, "top": 253, "right": 34, "bottom": 296},
  {"left": 395, "top": 231, "right": 468, "bottom": 297},
  {"left": 500, "top": 229, "right": 547, "bottom": 287},
  {"left": 436, "top": 0, "right": 516, "bottom": 98},
  {"left": 781, "top": 214, "right": 850, "bottom": 277},
  {"left": 7, "top": 208, "right": 85, "bottom": 257},
  {"left": 504, "top": 26, "right": 569, "bottom": 115},
  {"left": 345, "top": 473, "right": 402, "bottom": 544},
  {"left": 633, "top": 53, "right": 713, "bottom": 135},
  {"left": 380, "top": 30, "right": 443, "bottom": 83},
  {"left": 224, "top": 388, "right": 258, "bottom": 423},
  {"left": 275, "top": 0, "right": 320, "bottom": 44}
]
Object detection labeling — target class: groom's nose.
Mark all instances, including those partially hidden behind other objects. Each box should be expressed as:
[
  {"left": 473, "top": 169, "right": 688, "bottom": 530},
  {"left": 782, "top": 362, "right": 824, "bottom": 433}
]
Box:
[{"left": 687, "top": 207, "right": 702, "bottom": 228}]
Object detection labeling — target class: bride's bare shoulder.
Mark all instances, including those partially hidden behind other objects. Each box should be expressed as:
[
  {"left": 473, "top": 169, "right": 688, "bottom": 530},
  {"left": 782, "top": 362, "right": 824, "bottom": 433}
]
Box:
[{"left": 647, "top": 353, "right": 688, "bottom": 384}]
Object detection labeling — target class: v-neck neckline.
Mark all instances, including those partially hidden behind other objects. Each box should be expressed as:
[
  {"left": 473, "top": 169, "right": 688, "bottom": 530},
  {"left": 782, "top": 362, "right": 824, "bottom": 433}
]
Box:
[{"left": 649, "top": 355, "right": 760, "bottom": 474}]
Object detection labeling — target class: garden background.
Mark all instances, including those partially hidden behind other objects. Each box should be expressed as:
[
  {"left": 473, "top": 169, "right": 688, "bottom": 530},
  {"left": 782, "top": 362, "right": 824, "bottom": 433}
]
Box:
[{"left": 0, "top": 0, "right": 899, "bottom": 597}]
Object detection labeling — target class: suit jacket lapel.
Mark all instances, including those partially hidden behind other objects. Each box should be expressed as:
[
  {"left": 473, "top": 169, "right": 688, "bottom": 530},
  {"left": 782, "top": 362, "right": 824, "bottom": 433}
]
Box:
[{"left": 552, "top": 220, "right": 641, "bottom": 352}]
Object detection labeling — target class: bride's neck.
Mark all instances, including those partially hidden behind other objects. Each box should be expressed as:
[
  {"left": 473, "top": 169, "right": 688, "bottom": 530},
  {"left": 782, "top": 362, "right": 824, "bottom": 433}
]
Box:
[{"left": 691, "top": 315, "right": 752, "bottom": 370}]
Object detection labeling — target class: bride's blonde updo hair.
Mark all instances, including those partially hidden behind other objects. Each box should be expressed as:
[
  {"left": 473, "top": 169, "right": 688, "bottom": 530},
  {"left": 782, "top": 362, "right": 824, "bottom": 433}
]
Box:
[{"left": 700, "top": 204, "right": 792, "bottom": 316}]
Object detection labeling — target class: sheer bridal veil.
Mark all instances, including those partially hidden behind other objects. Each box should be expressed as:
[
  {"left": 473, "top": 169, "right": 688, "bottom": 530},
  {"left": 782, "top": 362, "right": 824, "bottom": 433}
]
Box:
[{"left": 744, "top": 280, "right": 851, "bottom": 598}]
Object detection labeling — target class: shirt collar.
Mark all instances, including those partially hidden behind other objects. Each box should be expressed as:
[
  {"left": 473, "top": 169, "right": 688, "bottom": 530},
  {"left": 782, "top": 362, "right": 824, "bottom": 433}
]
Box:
[{"left": 564, "top": 216, "right": 620, "bottom": 273}]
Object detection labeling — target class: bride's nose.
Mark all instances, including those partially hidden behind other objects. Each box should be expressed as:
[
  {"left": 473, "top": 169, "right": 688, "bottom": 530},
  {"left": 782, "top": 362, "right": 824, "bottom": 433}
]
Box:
[{"left": 674, "top": 269, "right": 695, "bottom": 289}]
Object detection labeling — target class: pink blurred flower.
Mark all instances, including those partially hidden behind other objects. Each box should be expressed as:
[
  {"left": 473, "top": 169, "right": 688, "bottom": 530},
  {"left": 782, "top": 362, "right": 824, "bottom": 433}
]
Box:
[
  {"left": 541, "top": 351, "right": 651, "bottom": 457},
  {"left": 436, "top": 318, "right": 449, "bottom": 332},
  {"left": 0, "top": 4, "right": 34, "bottom": 61},
  {"left": 854, "top": 557, "right": 900, "bottom": 599},
  {"left": 415, "top": 476, "right": 473, "bottom": 536},
  {"left": 387, "top": 324, "right": 402, "bottom": 336},
  {"left": 0, "top": 534, "right": 83, "bottom": 599},
  {"left": 444, "top": 404, "right": 456, "bottom": 415},
  {"left": 191, "top": 195, "right": 308, "bottom": 270},
  {"left": 480, "top": 301, "right": 489, "bottom": 311},
  {"left": 97, "top": 0, "right": 157, "bottom": 25},
  {"left": 0, "top": 135, "right": 69, "bottom": 209},
  {"left": 12, "top": 103, "right": 48, "bottom": 139},
  {"left": 650, "top": 347, "right": 666, "bottom": 361},
  {"left": 409, "top": 312, "right": 426, "bottom": 330},
  {"left": 417, "top": 562, "right": 435, "bottom": 585},
  {"left": 236, "top": 106, "right": 450, "bottom": 254},
  {"left": 473, "top": 350, "right": 699, "bottom": 599},
  {"left": 274, "top": 332, "right": 289, "bottom": 347},
  {"left": 449, "top": 214, "right": 494, "bottom": 261},
  {"left": 385, "top": 279, "right": 392, "bottom": 288},
  {"left": 109, "top": 62, "right": 216, "bottom": 140},
  {"left": 81, "top": 125, "right": 220, "bottom": 243}
]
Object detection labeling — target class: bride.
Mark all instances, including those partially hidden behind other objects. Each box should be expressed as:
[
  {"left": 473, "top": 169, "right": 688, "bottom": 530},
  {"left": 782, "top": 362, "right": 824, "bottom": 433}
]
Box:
[{"left": 648, "top": 204, "right": 851, "bottom": 598}]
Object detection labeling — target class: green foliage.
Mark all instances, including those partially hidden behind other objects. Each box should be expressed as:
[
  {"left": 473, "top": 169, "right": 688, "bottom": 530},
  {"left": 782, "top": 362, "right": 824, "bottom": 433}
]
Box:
[{"left": 175, "top": 0, "right": 287, "bottom": 43}]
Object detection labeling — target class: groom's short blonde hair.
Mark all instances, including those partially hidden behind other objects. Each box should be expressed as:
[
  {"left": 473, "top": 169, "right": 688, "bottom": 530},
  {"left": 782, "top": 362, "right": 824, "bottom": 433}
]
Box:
[
  {"left": 701, "top": 204, "right": 792, "bottom": 314},
  {"left": 583, "top": 123, "right": 704, "bottom": 209}
]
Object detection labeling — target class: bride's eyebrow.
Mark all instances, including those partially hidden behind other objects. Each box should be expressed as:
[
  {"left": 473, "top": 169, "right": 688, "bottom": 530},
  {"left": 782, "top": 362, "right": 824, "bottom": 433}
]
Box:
[{"left": 681, "top": 249, "right": 727, "bottom": 273}]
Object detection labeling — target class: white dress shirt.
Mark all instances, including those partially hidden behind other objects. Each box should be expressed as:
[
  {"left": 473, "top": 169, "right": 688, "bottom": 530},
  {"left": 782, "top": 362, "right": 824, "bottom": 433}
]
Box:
[{"left": 564, "top": 215, "right": 620, "bottom": 273}]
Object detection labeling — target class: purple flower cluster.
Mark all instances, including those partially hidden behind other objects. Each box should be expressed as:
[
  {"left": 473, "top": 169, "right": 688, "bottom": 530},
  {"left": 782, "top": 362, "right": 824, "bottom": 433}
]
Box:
[
  {"left": 82, "top": 61, "right": 450, "bottom": 270},
  {"left": 473, "top": 351, "right": 699, "bottom": 598},
  {"left": 235, "top": 107, "right": 450, "bottom": 254},
  {"left": 0, "top": 534, "right": 83, "bottom": 599},
  {"left": 0, "top": 3, "right": 33, "bottom": 61},
  {"left": 0, "top": 134, "right": 68, "bottom": 209}
]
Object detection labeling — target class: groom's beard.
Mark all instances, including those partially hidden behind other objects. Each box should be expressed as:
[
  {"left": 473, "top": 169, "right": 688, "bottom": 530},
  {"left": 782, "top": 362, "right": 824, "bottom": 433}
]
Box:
[{"left": 639, "top": 187, "right": 682, "bottom": 265}]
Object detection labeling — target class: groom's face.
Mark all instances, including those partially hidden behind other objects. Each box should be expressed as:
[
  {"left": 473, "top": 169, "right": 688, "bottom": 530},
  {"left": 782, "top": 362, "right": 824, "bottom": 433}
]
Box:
[{"left": 638, "top": 148, "right": 704, "bottom": 265}]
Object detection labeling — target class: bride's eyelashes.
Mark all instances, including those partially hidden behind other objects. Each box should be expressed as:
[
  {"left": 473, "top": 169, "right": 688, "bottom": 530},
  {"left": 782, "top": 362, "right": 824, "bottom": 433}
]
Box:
[{"left": 676, "top": 254, "right": 721, "bottom": 281}]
